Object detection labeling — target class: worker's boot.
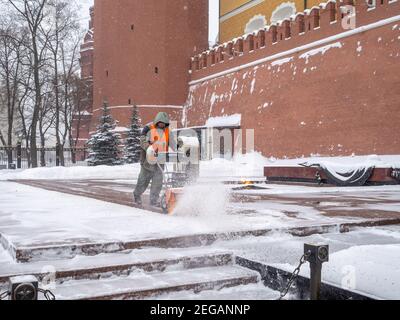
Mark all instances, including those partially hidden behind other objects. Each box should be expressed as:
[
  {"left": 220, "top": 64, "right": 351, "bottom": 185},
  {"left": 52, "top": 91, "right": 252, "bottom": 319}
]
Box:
[
  {"left": 150, "top": 197, "right": 161, "bottom": 207},
  {"left": 133, "top": 194, "right": 142, "bottom": 206}
]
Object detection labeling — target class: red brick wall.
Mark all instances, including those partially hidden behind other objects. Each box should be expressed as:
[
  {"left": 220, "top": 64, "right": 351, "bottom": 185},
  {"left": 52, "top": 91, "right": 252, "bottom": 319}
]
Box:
[
  {"left": 89, "top": 105, "right": 184, "bottom": 135},
  {"left": 187, "top": 1, "right": 400, "bottom": 158},
  {"left": 92, "top": 0, "right": 209, "bottom": 130}
]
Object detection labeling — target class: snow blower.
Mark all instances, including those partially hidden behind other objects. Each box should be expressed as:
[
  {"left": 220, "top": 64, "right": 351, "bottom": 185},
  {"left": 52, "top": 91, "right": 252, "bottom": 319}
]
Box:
[{"left": 153, "top": 136, "right": 200, "bottom": 214}]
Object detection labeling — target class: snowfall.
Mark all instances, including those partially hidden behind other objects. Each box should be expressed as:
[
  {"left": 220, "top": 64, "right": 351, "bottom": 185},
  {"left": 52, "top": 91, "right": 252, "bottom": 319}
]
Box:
[{"left": 1, "top": 153, "right": 400, "bottom": 300}]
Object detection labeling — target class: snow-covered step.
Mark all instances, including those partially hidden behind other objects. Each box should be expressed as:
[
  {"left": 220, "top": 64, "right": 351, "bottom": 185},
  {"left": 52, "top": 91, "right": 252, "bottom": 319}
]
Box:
[
  {"left": 8, "top": 216, "right": 400, "bottom": 263},
  {"left": 49, "top": 265, "right": 260, "bottom": 300},
  {"left": 0, "top": 248, "right": 233, "bottom": 285},
  {"left": 151, "top": 283, "right": 280, "bottom": 300}
]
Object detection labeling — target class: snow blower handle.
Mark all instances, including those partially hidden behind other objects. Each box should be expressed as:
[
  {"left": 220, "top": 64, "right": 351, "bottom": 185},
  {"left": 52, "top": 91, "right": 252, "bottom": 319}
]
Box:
[{"left": 155, "top": 152, "right": 172, "bottom": 214}]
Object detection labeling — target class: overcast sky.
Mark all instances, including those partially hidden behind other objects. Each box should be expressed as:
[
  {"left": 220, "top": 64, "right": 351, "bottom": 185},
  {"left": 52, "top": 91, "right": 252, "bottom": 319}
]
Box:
[{"left": 79, "top": 0, "right": 219, "bottom": 45}]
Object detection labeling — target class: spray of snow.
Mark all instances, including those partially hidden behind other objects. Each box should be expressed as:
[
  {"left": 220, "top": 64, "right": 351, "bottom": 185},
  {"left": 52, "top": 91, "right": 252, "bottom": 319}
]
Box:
[{"left": 172, "top": 182, "right": 230, "bottom": 218}]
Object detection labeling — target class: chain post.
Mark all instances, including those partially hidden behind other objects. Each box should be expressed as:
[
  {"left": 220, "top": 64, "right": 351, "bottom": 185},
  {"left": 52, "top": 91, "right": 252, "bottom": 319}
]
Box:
[
  {"left": 7, "top": 275, "right": 55, "bottom": 300},
  {"left": 304, "top": 244, "right": 329, "bottom": 300}
]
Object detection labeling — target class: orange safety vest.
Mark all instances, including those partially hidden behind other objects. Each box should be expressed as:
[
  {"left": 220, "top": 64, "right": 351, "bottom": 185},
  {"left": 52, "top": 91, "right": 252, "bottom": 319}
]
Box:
[{"left": 149, "top": 124, "right": 169, "bottom": 152}]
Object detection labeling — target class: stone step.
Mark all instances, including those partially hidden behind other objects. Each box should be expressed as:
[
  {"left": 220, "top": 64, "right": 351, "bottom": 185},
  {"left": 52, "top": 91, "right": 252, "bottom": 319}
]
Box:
[
  {"left": 6, "top": 217, "right": 400, "bottom": 263},
  {"left": 150, "top": 282, "right": 280, "bottom": 300},
  {"left": 46, "top": 265, "right": 260, "bottom": 300},
  {"left": 0, "top": 248, "right": 233, "bottom": 285}
]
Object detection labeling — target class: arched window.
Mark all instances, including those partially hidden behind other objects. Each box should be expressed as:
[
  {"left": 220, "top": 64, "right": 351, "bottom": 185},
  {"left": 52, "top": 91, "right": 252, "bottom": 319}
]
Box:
[
  {"left": 270, "top": 2, "right": 297, "bottom": 24},
  {"left": 244, "top": 14, "right": 267, "bottom": 34}
]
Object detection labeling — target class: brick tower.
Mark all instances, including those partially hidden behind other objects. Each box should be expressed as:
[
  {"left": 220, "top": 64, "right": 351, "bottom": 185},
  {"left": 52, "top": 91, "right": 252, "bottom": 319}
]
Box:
[{"left": 91, "top": 0, "right": 209, "bottom": 132}]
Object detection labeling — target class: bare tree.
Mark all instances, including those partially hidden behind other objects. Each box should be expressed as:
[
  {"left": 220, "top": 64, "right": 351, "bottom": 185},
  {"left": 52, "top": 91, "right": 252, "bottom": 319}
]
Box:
[
  {"left": 46, "top": 0, "right": 81, "bottom": 165},
  {"left": 0, "top": 14, "right": 29, "bottom": 163},
  {"left": 1, "top": 0, "right": 89, "bottom": 167},
  {"left": 0, "top": 128, "right": 6, "bottom": 146},
  {"left": 16, "top": 76, "right": 34, "bottom": 167},
  {"left": 6, "top": 0, "right": 51, "bottom": 168}
]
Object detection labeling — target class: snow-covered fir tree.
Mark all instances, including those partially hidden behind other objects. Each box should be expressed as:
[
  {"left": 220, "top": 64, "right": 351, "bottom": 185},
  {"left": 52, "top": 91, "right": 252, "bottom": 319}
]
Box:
[
  {"left": 124, "top": 104, "right": 142, "bottom": 163},
  {"left": 86, "top": 102, "right": 122, "bottom": 166}
]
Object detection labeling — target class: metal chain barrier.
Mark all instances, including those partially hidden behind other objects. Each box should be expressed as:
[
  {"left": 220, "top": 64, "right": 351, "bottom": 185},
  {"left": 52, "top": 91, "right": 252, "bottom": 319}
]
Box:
[
  {"left": 38, "top": 288, "right": 56, "bottom": 301},
  {"left": 0, "top": 290, "right": 10, "bottom": 300},
  {"left": 278, "top": 250, "right": 311, "bottom": 300}
]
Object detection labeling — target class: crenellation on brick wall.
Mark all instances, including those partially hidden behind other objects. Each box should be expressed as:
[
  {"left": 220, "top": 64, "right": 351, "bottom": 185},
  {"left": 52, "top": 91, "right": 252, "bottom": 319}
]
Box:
[
  {"left": 244, "top": 33, "right": 255, "bottom": 52},
  {"left": 293, "top": 13, "right": 306, "bottom": 35},
  {"left": 190, "top": 0, "right": 399, "bottom": 76},
  {"left": 321, "top": 1, "right": 337, "bottom": 25},
  {"left": 311, "top": 6, "right": 321, "bottom": 28}
]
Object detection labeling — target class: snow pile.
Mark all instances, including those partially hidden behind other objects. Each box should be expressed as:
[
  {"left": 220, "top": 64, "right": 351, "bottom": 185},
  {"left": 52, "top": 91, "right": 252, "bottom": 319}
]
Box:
[
  {"left": 321, "top": 244, "right": 400, "bottom": 299},
  {"left": 0, "top": 246, "right": 12, "bottom": 264},
  {"left": 172, "top": 182, "right": 230, "bottom": 219},
  {"left": 267, "top": 154, "right": 400, "bottom": 169},
  {"left": 298, "top": 155, "right": 400, "bottom": 185},
  {"left": 205, "top": 114, "right": 242, "bottom": 128},
  {"left": 220, "top": 228, "right": 400, "bottom": 299},
  {"left": 201, "top": 152, "right": 270, "bottom": 177},
  {"left": 314, "top": 161, "right": 374, "bottom": 178},
  {"left": 0, "top": 164, "right": 141, "bottom": 181}
]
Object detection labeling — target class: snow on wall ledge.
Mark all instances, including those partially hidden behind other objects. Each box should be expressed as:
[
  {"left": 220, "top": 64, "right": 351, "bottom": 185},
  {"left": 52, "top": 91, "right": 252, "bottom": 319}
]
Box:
[
  {"left": 185, "top": 1, "right": 400, "bottom": 158},
  {"left": 205, "top": 114, "right": 242, "bottom": 127}
]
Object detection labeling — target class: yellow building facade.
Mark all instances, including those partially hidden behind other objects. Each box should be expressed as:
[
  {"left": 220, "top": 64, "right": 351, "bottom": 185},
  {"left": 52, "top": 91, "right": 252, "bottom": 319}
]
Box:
[{"left": 219, "top": 0, "right": 323, "bottom": 43}]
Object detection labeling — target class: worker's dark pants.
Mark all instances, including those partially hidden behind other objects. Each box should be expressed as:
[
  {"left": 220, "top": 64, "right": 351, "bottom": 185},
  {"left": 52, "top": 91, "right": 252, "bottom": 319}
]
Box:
[{"left": 133, "top": 165, "right": 164, "bottom": 202}]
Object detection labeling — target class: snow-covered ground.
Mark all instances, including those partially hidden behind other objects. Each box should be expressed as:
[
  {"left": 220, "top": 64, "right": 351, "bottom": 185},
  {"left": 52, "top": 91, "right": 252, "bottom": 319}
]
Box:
[
  {"left": 2, "top": 179, "right": 399, "bottom": 250},
  {"left": 0, "top": 182, "right": 239, "bottom": 248},
  {"left": 1, "top": 153, "right": 399, "bottom": 181},
  {"left": 0, "top": 181, "right": 323, "bottom": 249}
]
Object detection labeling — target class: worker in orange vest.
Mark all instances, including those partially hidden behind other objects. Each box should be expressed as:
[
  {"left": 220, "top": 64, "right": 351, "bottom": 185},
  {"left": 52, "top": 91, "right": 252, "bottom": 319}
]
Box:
[{"left": 133, "top": 112, "right": 176, "bottom": 206}]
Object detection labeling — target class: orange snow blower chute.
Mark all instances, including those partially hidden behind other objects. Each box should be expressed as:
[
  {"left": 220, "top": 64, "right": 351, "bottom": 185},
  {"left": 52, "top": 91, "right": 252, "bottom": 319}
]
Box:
[{"left": 163, "top": 188, "right": 184, "bottom": 214}]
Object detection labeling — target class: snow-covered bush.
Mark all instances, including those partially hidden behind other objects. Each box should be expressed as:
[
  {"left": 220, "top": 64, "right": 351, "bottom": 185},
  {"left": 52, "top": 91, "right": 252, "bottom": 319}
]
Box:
[
  {"left": 86, "top": 102, "right": 122, "bottom": 166},
  {"left": 123, "top": 104, "right": 142, "bottom": 164}
]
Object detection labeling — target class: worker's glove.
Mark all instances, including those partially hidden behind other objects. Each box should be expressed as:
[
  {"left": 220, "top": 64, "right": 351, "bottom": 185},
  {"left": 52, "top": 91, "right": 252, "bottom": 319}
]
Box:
[
  {"left": 152, "top": 144, "right": 159, "bottom": 157},
  {"left": 146, "top": 145, "right": 158, "bottom": 165}
]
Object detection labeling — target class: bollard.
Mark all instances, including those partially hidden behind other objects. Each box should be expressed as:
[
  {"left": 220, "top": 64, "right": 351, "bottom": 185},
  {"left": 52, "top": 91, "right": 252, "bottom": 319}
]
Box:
[
  {"left": 9, "top": 275, "right": 38, "bottom": 300},
  {"left": 304, "top": 243, "right": 329, "bottom": 300},
  {"left": 56, "top": 143, "right": 60, "bottom": 167},
  {"left": 17, "top": 142, "right": 22, "bottom": 169}
]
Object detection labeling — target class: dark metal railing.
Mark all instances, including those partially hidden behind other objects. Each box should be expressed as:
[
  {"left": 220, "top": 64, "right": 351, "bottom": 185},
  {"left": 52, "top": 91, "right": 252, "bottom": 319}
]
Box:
[{"left": 0, "top": 144, "right": 88, "bottom": 169}]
